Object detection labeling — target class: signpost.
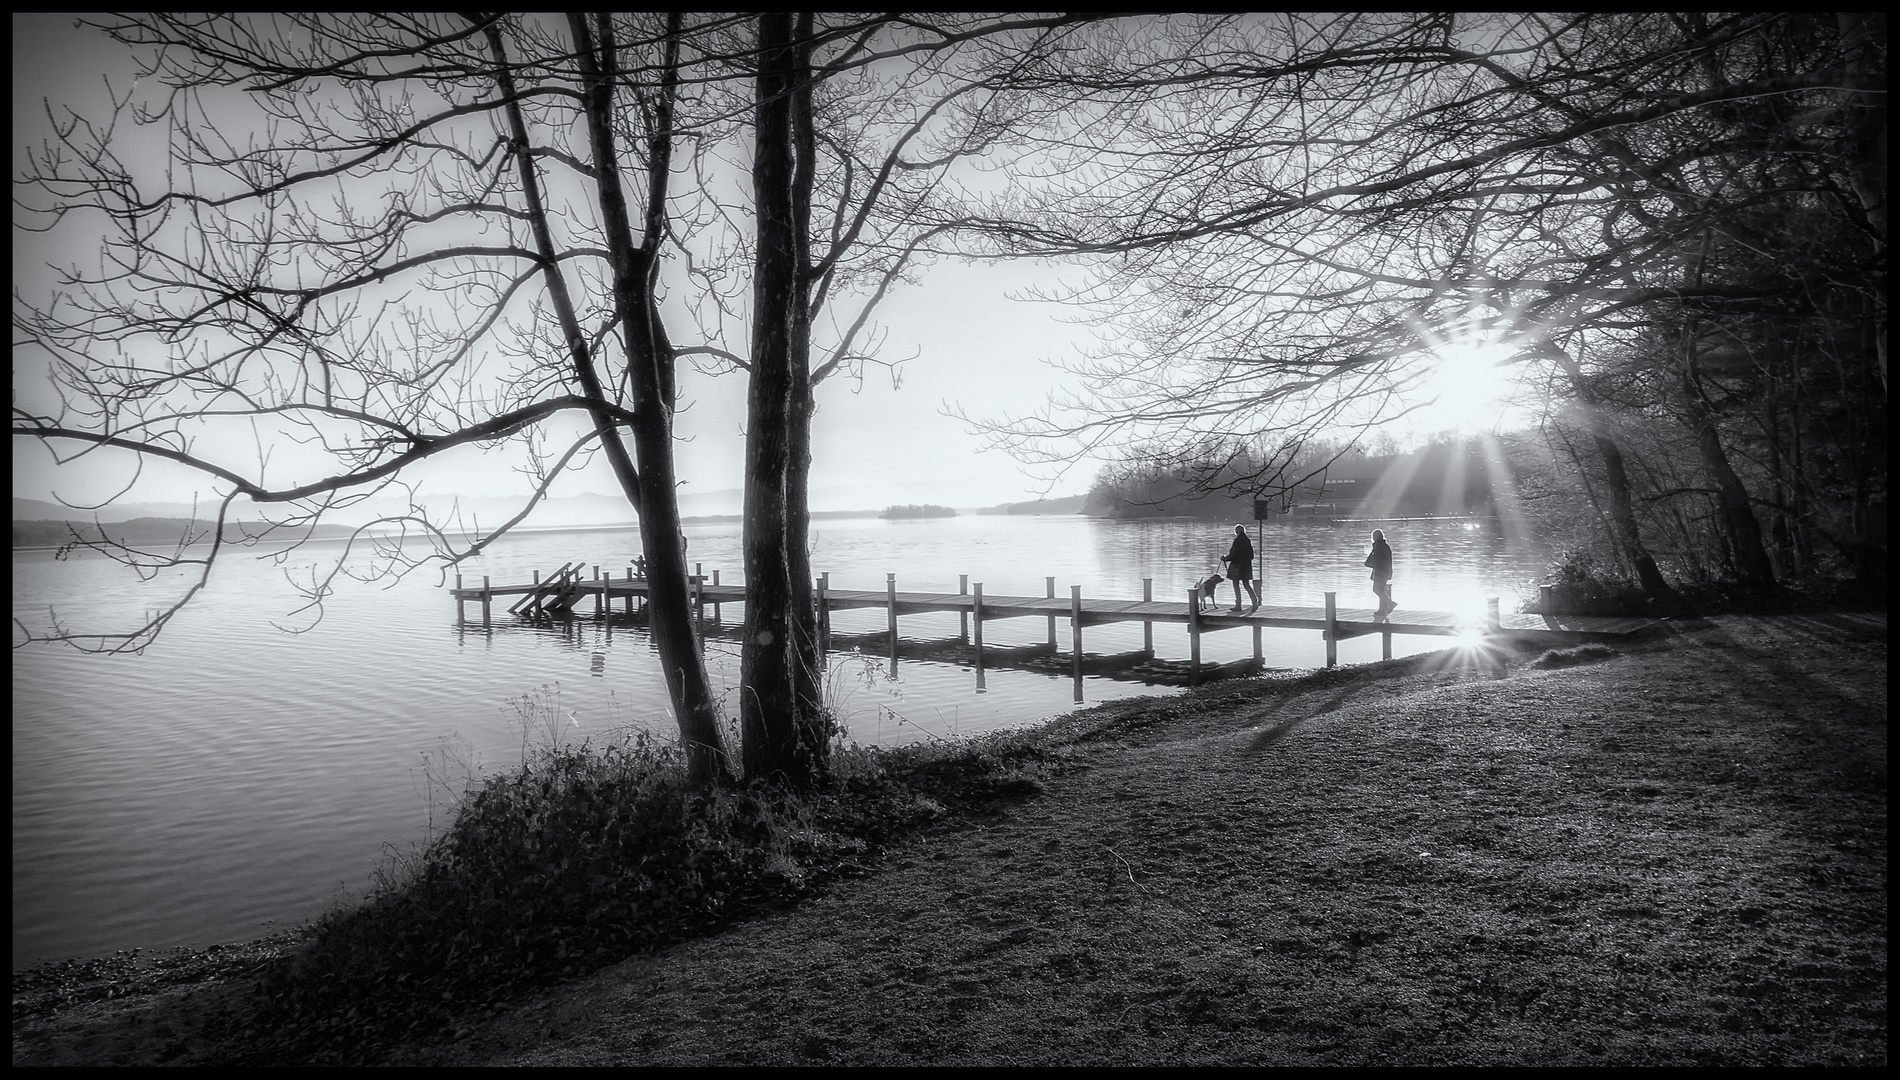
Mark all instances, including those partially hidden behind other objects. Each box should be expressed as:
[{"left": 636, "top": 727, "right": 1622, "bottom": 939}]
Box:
[{"left": 1253, "top": 498, "right": 1269, "bottom": 573}]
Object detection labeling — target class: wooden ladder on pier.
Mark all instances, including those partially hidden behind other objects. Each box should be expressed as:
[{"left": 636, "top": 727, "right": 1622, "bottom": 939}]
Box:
[{"left": 509, "top": 561, "right": 587, "bottom": 617}]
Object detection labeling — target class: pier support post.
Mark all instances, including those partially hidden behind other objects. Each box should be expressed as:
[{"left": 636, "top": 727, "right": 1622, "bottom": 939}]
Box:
[
  {"left": 813, "top": 575, "right": 828, "bottom": 659},
  {"left": 886, "top": 573, "right": 898, "bottom": 657},
  {"left": 1253, "top": 623, "right": 1263, "bottom": 669},
  {"left": 692, "top": 568, "right": 704, "bottom": 644},
  {"left": 1187, "top": 588, "right": 1202, "bottom": 686},
  {"left": 482, "top": 575, "right": 492, "bottom": 629},
  {"left": 973, "top": 582, "right": 986, "bottom": 690},
  {"left": 818, "top": 572, "right": 831, "bottom": 653},
  {"left": 1071, "top": 585, "right": 1084, "bottom": 702},
  {"left": 712, "top": 569, "right": 721, "bottom": 623},
  {"left": 1324, "top": 591, "right": 1337, "bottom": 668},
  {"left": 1382, "top": 623, "right": 1392, "bottom": 660},
  {"left": 1487, "top": 596, "right": 1501, "bottom": 632},
  {"left": 1046, "top": 576, "right": 1057, "bottom": 651},
  {"left": 455, "top": 573, "right": 464, "bottom": 625},
  {"left": 1142, "top": 578, "right": 1153, "bottom": 657},
  {"left": 958, "top": 575, "right": 969, "bottom": 644}
]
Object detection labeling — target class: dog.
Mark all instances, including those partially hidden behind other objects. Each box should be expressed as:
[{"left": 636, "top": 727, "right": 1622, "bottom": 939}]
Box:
[{"left": 1196, "top": 573, "right": 1227, "bottom": 610}]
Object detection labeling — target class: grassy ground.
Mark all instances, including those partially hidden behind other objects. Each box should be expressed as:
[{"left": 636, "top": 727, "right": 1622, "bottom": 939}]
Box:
[{"left": 12, "top": 612, "right": 1886, "bottom": 1066}]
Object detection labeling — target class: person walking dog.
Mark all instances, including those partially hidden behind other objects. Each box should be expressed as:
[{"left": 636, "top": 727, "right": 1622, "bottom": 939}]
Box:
[
  {"left": 1365, "top": 529, "right": 1395, "bottom": 620},
  {"left": 1221, "top": 524, "right": 1262, "bottom": 613}
]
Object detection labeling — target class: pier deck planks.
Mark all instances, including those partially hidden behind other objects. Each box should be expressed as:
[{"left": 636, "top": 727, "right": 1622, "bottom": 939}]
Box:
[{"left": 453, "top": 576, "right": 1654, "bottom": 648}]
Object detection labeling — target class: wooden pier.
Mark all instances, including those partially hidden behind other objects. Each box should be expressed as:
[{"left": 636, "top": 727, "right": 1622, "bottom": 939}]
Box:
[{"left": 452, "top": 565, "right": 1653, "bottom": 686}]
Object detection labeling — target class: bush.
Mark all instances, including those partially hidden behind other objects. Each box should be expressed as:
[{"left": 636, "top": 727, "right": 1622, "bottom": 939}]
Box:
[
  {"left": 1526, "top": 547, "right": 1642, "bottom": 613},
  {"left": 1530, "top": 643, "right": 1616, "bottom": 669},
  {"left": 234, "top": 728, "right": 1044, "bottom": 1064}
]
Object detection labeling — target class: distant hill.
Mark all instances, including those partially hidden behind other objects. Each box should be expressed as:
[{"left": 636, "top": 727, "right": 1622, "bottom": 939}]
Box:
[
  {"left": 972, "top": 494, "right": 1087, "bottom": 515},
  {"left": 14, "top": 517, "right": 359, "bottom": 549},
  {"left": 14, "top": 498, "right": 213, "bottom": 523}
]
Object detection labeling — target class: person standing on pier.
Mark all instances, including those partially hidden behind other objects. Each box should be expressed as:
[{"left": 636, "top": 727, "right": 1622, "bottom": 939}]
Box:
[
  {"left": 1222, "top": 524, "right": 1261, "bottom": 613},
  {"left": 1365, "top": 529, "right": 1395, "bottom": 620}
]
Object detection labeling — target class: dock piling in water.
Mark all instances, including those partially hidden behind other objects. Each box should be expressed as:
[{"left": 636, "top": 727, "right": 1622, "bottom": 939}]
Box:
[
  {"left": 886, "top": 573, "right": 898, "bottom": 655},
  {"left": 1187, "top": 587, "right": 1202, "bottom": 685},
  {"left": 958, "top": 574, "right": 969, "bottom": 643},
  {"left": 1142, "top": 578, "right": 1153, "bottom": 656},
  {"left": 1045, "top": 576, "right": 1057, "bottom": 650},
  {"left": 818, "top": 572, "right": 831, "bottom": 653},
  {"left": 1324, "top": 591, "right": 1338, "bottom": 667},
  {"left": 1070, "top": 584, "right": 1084, "bottom": 701},
  {"left": 972, "top": 582, "right": 986, "bottom": 690}
]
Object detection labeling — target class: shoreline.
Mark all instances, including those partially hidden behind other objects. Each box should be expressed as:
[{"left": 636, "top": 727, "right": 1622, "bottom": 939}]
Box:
[
  {"left": 14, "top": 611, "right": 1887, "bottom": 1065},
  {"left": 12, "top": 510, "right": 1521, "bottom": 552}
]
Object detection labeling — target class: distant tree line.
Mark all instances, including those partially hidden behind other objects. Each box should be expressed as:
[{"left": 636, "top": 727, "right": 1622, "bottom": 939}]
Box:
[
  {"left": 973, "top": 495, "right": 1089, "bottom": 516},
  {"left": 1084, "top": 439, "right": 1499, "bottom": 521},
  {"left": 878, "top": 504, "right": 958, "bottom": 520}
]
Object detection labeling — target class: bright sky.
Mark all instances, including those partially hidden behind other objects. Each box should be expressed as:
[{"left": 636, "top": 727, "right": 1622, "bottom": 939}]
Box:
[{"left": 9, "top": 15, "right": 1116, "bottom": 515}]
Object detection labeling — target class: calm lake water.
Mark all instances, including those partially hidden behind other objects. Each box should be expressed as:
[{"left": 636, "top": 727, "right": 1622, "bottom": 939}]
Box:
[{"left": 12, "top": 514, "right": 1546, "bottom": 967}]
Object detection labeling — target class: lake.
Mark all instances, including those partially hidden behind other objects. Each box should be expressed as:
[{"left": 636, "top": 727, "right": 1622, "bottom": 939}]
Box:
[{"left": 11, "top": 513, "right": 1547, "bottom": 967}]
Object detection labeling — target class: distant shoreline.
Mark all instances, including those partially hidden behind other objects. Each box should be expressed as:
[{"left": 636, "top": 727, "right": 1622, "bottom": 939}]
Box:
[
  {"left": 8, "top": 511, "right": 895, "bottom": 551},
  {"left": 13, "top": 510, "right": 1505, "bottom": 551}
]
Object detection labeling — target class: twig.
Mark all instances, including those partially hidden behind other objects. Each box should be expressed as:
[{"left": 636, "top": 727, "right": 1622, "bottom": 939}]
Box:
[{"left": 1105, "top": 845, "right": 1151, "bottom": 895}]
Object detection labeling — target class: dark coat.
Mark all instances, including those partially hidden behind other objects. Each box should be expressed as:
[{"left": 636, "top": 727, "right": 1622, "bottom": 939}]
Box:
[
  {"left": 1224, "top": 531, "right": 1254, "bottom": 579},
  {"left": 1365, "top": 538, "right": 1393, "bottom": 580}
]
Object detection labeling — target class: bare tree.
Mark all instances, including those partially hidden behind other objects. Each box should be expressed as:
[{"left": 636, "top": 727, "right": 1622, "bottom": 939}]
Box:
[
  {"left": 13, "top": 12, "right": 1103, "bottom": 791},
  {"left": 13, "top": 13, "right": 751, "bottom": 781}
]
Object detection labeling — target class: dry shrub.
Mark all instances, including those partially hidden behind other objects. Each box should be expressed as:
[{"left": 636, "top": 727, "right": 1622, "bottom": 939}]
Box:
[
  {"left": 1530, "top": 643, "right": 1616, "bottom": 669},
  {"left": 232, "top": 727, "right": 1040, "bottom": 1064}
]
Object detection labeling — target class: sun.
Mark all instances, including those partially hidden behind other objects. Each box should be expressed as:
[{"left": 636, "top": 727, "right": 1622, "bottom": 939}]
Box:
[{"left": 1408, "top": 338, "right": 1521, "bottom": 435}]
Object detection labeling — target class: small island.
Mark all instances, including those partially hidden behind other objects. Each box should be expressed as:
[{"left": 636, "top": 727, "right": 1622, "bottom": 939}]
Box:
[{"left": 878, "top": 503, "right": 957, "bottom": 520}]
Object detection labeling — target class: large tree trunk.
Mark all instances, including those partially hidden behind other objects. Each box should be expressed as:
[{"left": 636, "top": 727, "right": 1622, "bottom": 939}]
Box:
[
  {"left": 1836, "top": 14, "right": 1887, "bottom": 393},
  {"left": 1589, "top": 430, "right": 1674, "bottom": 597},
  {"left": 741, "top": 12, "right": 821, "bottom": 787},
  {"left": 1543, "top": 345, "right": 1673, "bottom": 597},
  {"left": 786, "top": 13, "right": 828, "bottom": 764},
  {"left": 1678, "top": 369, "right": 1776, "bottom": 587},
  {"left": 1675, "top": 230, "right": 1775, "bottom": 588}
]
